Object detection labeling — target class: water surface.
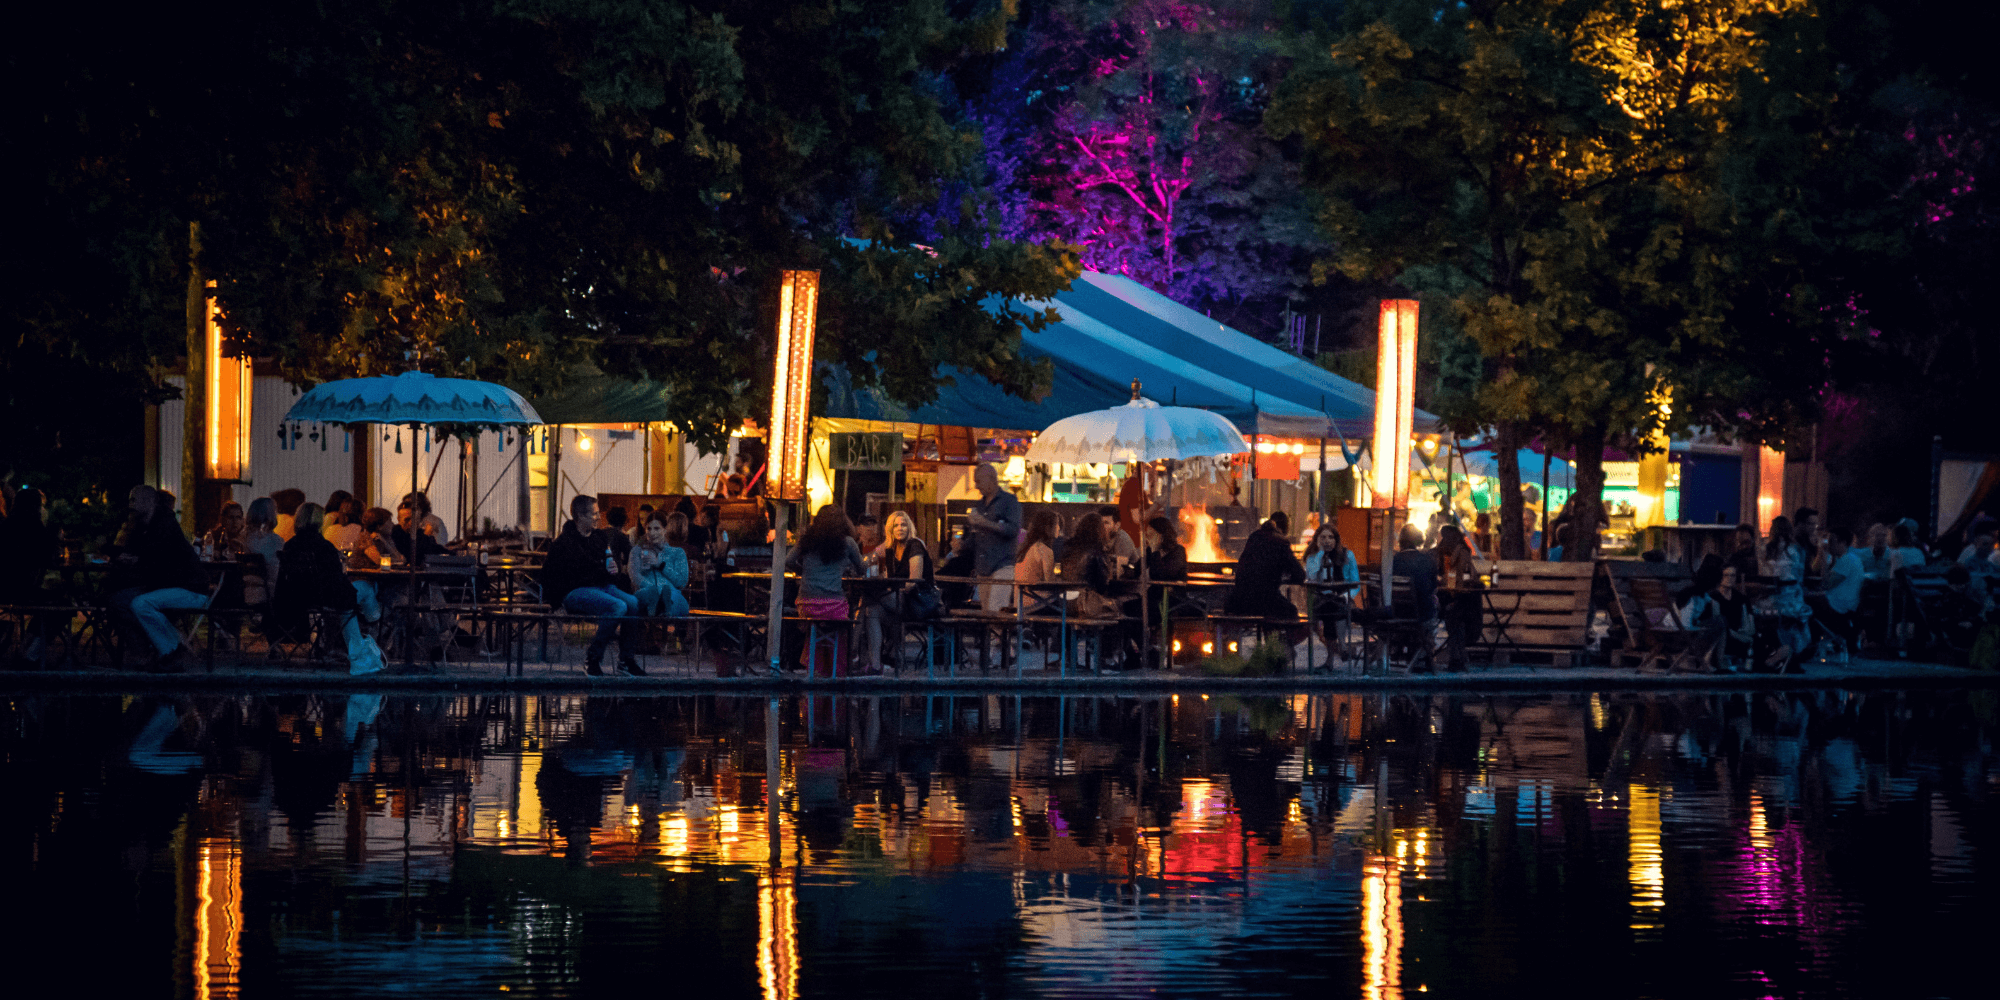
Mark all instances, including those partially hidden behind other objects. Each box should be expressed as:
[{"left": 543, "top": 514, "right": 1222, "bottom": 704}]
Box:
[{"left": 4, "top": 689, "right": 1994, "bottom": 998}]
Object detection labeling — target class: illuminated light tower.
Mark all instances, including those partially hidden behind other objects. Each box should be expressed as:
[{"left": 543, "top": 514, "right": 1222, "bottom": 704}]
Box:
[
  {"left": 765, "top": 269, "right": 820, "bottom": 676},
  {"left": 1373, "top": 299, "right": 1417, "bottom": 511}
]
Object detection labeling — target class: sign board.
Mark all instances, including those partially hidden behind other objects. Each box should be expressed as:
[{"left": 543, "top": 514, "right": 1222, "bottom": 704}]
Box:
[
  {"left": 1602, "top": 461, "right": 1641, "bottom": 488},
  {"left": 829, "top": 432, "right": 903, "bottom": 472}
]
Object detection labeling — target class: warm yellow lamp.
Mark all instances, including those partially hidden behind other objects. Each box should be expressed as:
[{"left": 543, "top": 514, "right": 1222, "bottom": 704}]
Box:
[
  {"left": 204, "top": 287, "right": 252, "bottom": 483},
  {"left": 1372, "top": 299, "right": 1417, "bottom": 509},
  {"left": 768, "top": 270, "right": 821, "bottom": 500}
]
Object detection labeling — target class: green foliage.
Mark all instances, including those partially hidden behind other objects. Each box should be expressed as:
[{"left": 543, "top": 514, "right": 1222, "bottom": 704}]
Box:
[
  {"left": 1270, "top": 0, "right": 1876, "bottom": 556},
  {"left": 14, "top": 1, "right": 1079, "bottom": 459},
  {"left": 1197, "top": 639, "right": 1291, "bottom": 677}
]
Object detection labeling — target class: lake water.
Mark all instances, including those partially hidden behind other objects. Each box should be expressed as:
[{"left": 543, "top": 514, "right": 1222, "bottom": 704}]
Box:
[{"left": 4, "top": 689, "right": 1994, "bottom": 998}]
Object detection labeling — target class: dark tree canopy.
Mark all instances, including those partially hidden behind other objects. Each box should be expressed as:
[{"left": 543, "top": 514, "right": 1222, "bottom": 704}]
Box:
[{"left": 12, "top": 0, "right": 1080, "bottom": 456}]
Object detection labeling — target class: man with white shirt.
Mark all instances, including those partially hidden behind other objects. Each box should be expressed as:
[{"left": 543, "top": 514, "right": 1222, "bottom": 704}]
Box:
[{"left": 1809, "top": 528, "right": 1863, "bottom": 651}]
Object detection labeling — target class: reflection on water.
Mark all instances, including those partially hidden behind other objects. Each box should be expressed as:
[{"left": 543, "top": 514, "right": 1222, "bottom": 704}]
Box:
[{"left": 4, "top": 689, "right": 1996, "bottom": 998}]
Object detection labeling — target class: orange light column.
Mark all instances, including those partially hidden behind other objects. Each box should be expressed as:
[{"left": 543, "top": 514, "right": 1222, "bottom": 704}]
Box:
[
  {"left": 767, "top": 270, "right": 821, "bottom": 500},
  {"left": 204, "top": 284, "right": 253, "bottom": 483},
  {"left": 1372, "top": 300, "right": 1418, "bottom": 509}
]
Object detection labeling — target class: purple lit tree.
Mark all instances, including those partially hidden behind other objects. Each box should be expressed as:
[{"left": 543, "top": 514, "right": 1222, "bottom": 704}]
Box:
[{"left": 974, "top": 0, "right": 1323, "bottom": 324}]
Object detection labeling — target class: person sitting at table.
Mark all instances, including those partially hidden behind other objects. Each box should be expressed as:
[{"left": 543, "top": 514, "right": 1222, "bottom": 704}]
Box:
[
  {"left": 1809, "top": 527, "right": 1863, "bottom": 653},
  {"left": 324, "top": 490, "right": 353, "bottom": 525},
  {"left": 1725, "top": 523, "right": 1761, "bottom": 583},
  {"left": 937, "top": 529, "right": 979, "bottom": 609},
  {"left": 787, "top": 505, "right": 866, "bottom": 673},
  {"left": 867, "top": 510, "right": 937, "bottom": 670},
  {"left": 272, "top": 488, "right": 306, "bottom": 541},
  {"left": 400, "top": 491, "right": 450, "bottom": 544},
  {"left": 1060, "top": 511, "right": 1131, "bottom": 634},
  {"left": 1, "top": 486, "right": 61, "bottom": 667},
  {"left": 1225, "top": 512, "right": 1304, "bottom": 620},
  {"left": 325, "top": 498, "right": 366, "bottom": 553},
  {"left": 1146, "top": 516, "right": 1189, "bottom": 583},
  {"left": 1857, "top": 523, "right": 1892, "bottom": 577},
  {"left": 1756, "top": 515, "right": 1813, "bottom": 671},
  {"left": 391, "top": 500, "right": 448, "bottom": 566},
  {"left": 631, "top": 512, "right": 690, "bottom": 618},
  {"left": 1683, "top": 562, "right": 1755, "bottom": 671},
  {"left": 1887, "top": 522, "right": 1929, "bottom": 573},
  {"left": 543, "top": 494, "right": 642, "bottom": 676},
  {"left": 632, "top": 504, "right": 656, "bottom": 546},
  {"left": 238, "top": 498, "right": 284, "bottom": 607},
  {"left": 268, "top": 503, "right": 377, "bottom": 666},
  {"left": 854, "top": 514, "right": 883, "bottom": 557},
  {"left": 1100, "top": 505, "right": 1139, "bottom": 566},
  {"left": 203, "top": 501, "right": 246, "bottom": 556},
  {"left": 1303, "top": 523, "right": 1358, "bottom": 655},
  {"left": 106, "top": 484, "right": 210, "bottom": 672},
  {"left": 1433, "top": 524, "right": 1482, "bottom": 672},
  {"left": 1016, "top": 510, "right": 1060, "bottom": 592}
]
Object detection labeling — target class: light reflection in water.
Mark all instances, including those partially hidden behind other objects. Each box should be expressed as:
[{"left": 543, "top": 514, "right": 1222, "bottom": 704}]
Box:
[
  {"left": 1362, "top": 855, "right": 1403, "bottom": 1000},
  {"left": 4, "top": 691, "right": 1993, "bottom": 999},
  {"left": 192, "top": 835, "right": 242, "bottom": 1000},
  {"left": 1629, "top": 784, "right": 1665, "bottom": 933}
]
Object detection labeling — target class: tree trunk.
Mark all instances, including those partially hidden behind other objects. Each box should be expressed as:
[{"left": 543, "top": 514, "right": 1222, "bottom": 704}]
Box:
[
  {"left": 1566, "top": 429, "right": 1607, "bottom": 563},
  {"left": 1495, "top": 421, "right": 1527, "bottom": 559}
]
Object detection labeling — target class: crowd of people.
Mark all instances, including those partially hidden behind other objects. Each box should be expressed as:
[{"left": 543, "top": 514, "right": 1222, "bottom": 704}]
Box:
[{"left": 7, "top": 467, "right": 1998, "bottom": 674}]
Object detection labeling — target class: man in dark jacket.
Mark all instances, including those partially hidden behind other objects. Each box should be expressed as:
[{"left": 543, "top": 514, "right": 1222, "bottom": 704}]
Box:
[
  {"left": 543, "top": 494, "right": 642, "bottom": 675},
  {"left": 1225, "top": 512, "right": 1305, "bottom": 618},
  {"left": 108, "top": 484, "right": 210, "bottom": 670}
]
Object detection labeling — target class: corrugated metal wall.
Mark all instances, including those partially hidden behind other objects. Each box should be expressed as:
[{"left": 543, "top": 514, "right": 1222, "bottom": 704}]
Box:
[
  {"left": 151, "top": 376, "right": 650, "bottom": 534},
  {"left": 242, "top": 377, "right": 358, "bottom": 510}
]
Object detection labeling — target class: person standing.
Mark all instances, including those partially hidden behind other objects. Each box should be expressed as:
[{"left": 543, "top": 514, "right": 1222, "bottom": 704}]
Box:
[
  {"left": 107, "top": 484, "right": 210, "bottom": 671},
  {"left": 541, "top": 494, "right": 642, "bottom": 676},
  {"left": 964, "top": 463, "right": 1022, "bottom": 612},
  {"left": 1758, "top": 516, "right": 1813, "bottom": 671}
]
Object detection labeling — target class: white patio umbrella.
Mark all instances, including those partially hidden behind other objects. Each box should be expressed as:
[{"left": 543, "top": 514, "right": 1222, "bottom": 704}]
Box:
[
  {"left": 286, "top": 372, "right": 543, "bottom": 663},
  {"left": 1025, "top": 382, "right": 1249, "bottom": 466},
  {"left": 1025, "top": 382, "right": 1250, "bottom": 670}
]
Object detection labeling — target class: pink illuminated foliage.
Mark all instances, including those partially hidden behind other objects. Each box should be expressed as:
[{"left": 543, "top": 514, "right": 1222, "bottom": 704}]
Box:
[{"left": 973, "top": 0, "right": 1321, "bottom": 311}]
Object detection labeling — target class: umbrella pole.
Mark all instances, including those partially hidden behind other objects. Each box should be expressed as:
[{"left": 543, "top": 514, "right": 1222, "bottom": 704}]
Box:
[{"left": 407, "top": 425, "right": 419, "bottom": 668}]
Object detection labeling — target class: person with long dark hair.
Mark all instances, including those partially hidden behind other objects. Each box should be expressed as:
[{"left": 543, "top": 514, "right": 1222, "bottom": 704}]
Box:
[
  {"left": 1758, "top": 515, "right": 1812, "bottom": 671},
  {"left": 1433, "top": 524, "right": 1482, "bottom": 672},
  {"left": 787, "top": 505, "right": 866, "bottom": 672},
  {"left": 1059, "top": 510, "right": 1121, "bottom": 619}
]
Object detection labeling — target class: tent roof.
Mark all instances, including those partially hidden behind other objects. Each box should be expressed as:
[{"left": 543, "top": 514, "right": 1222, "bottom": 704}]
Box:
[
  {"left": 820, "top": 300, "right": 1331, "bottom": 436},
  {"left": 1055, "top": 271, "right": 1436, "bottom": 436}
]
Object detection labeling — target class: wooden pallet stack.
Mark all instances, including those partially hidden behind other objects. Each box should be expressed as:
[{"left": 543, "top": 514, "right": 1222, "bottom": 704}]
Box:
[{"left": 1485, "top": 561, "right": 1596, "bottom": 667}]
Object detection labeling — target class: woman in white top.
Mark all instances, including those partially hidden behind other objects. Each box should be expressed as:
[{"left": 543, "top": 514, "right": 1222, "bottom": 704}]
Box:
[
  {"left": 1887, "top": 522, "right": 1929, "bottom": 573},
  {"left": 1303, "top": 524, "right": 1359, "bottom": 665},
  {"left": 1758, "top": 516, "right": 1812, "bottom": 670}
]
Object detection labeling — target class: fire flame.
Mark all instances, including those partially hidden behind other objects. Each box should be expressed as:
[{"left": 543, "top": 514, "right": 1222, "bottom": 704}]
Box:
[{"left": 1180, "top": 505, "right": 1225, "bottom": 563}]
